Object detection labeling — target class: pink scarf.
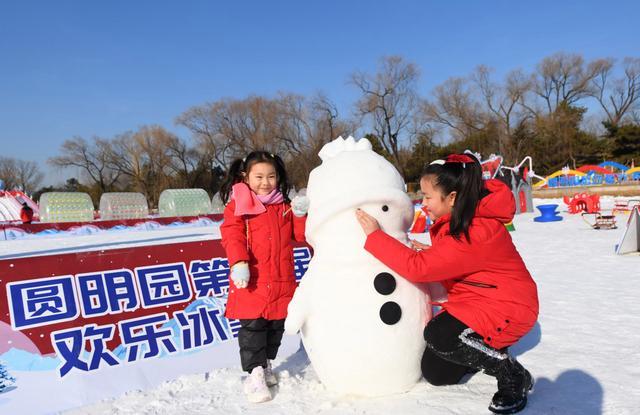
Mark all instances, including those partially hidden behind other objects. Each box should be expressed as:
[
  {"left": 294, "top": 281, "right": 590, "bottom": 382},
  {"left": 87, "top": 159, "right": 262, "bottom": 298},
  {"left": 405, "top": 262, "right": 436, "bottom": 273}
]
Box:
[{"left": 231, "top": 183, "right": 284, "bottom": 216}]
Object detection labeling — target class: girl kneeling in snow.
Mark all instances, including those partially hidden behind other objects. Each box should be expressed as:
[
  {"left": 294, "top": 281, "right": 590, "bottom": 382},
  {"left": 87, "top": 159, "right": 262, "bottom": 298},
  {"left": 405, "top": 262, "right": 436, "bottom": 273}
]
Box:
[
  {"left": 220, "top": 151, "right": 308, "bottom": 403},
  {"left": 355, "top": 154, "right": 538, "bottom": 414}
]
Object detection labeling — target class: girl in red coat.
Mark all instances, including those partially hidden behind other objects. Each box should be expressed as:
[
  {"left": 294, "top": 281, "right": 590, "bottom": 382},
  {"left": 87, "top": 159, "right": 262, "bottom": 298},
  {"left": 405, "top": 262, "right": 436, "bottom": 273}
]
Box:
[
  {"left": 356, "top": 154, "right": 538, "bottom": 414},
  {"left": 219, "top": 151, "right": 308, "bottom": 403}
]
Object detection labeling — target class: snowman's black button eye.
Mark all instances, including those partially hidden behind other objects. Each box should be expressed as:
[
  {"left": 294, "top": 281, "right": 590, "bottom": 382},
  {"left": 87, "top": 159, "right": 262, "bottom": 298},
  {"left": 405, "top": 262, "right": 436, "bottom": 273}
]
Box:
[{"left": 382, "top": 205, "right": 389, "bottom": 212}]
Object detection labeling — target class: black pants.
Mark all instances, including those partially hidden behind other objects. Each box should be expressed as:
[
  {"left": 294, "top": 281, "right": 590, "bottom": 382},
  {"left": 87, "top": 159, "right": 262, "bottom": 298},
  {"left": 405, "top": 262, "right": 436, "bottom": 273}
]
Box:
[
  {"left": 422, "top": 311, "right": 495, "bottom": 386},
  {"left": 238, "top": 318, "right": 285, "bottom": 373}
]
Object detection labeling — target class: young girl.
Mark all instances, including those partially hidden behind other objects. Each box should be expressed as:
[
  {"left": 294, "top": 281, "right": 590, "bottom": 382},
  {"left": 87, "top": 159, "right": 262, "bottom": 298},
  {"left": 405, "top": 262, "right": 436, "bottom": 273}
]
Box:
[
  {"left": 219, "top": 151, "right": 308, "bottom": 403},
  {"left": 355, "top": 154, "right": 538, "bottom": 414}
]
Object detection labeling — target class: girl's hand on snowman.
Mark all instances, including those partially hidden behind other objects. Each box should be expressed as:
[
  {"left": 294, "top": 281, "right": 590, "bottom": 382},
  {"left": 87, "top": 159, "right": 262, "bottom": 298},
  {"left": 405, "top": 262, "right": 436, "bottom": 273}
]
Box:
[
  {"left": 410, "top": 239, "right": 431, "bottom": 251},
  {"left": 355, "top": 208, "right": 380, "bottom": 235},
  {"left": 230, "top": 262, "right": 250, "bottom": 289}
]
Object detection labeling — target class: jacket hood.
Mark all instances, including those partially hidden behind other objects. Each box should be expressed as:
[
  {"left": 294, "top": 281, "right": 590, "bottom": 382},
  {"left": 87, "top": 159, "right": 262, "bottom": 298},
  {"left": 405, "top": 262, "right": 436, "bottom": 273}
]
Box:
[
  {"left": 430, "top": 179, "right": 515, "bottom": 236},
  {"left": 476, "top": 179, "right": 515, "bottom": 223}
]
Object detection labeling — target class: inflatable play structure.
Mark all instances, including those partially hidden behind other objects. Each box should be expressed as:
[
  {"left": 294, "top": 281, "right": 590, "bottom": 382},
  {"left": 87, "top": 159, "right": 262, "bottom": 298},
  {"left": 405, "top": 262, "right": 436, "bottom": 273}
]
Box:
[
  {"left": 0, "top": 188, "right": 222, "bottom": 226},
  {"left": 533, "top": 161, "right": 640, "bottom": 189}
]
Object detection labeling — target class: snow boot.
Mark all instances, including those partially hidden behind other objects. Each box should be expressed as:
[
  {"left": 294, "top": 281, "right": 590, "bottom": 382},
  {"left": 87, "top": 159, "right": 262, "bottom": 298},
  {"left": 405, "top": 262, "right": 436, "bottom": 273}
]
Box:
[
  {"left": 264, "top": 360, "right": 278, "bottom": 387},
  {"left": 243, "top": 366, "right": 272, "bottom": 403},
  {"left": 487, "top": 360, "right": 534, "bottom": 414},
  {"left": 426, "top": 328, "right": 533, "bottom": 414}
]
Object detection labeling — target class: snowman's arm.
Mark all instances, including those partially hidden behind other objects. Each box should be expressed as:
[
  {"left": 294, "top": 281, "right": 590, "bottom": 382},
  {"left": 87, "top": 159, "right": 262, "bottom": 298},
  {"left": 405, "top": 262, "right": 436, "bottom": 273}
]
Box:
[
  {"left": 364, "top": 230, "right": 485, "bottom": 282},
  {"left": 284, "top": 279, "right": 311, "bottom": 335}
]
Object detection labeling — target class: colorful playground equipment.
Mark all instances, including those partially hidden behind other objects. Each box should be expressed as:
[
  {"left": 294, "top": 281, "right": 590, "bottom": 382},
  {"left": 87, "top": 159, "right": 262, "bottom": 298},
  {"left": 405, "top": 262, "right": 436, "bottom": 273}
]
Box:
[
  {"left": 534, "top": 204, "right": 563, "bottom": 222},
  {"left": 409, "top": 205, "right": 431, "bottom": 233},
  {"left": 481, "top": 154, "right": 540, "bottom": 214},
  {"left": 563, "top": 193, "right": 601, "bottom": 214},
  {"left": 612, "top": 199, "right": 640, "bottom": 215},
  {"left": 534, "top": 161, "right": 640, "bottom": 189},
  {"left": 582, "top": 212, "right": 617, "bottom": 230}
]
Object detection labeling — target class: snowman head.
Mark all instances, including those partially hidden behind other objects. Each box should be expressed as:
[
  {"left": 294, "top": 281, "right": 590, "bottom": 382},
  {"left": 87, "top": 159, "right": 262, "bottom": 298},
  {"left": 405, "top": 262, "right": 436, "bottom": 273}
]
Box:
[{"left": 305, "top": 136, "right": 413, "bottom": 244}]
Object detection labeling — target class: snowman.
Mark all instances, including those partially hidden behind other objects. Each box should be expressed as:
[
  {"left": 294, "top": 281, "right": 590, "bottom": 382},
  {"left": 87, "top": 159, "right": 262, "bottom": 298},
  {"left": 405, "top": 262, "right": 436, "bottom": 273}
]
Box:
[{"left": 285, "top": 136, "right": 433, "bottom": 397}]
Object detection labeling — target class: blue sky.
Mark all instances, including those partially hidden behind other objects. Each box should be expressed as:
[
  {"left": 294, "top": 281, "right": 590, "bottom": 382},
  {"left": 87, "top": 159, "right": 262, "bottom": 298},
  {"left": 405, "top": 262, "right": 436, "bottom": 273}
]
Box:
[{"left": 1, "top": 0, "right": 639, "bottom": 186}]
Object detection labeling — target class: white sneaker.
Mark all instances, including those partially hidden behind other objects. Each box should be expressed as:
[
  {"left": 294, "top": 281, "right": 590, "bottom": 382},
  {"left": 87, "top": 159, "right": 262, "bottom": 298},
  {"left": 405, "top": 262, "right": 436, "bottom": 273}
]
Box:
[
  {"left": 243, "top": 366, "right": 272, "bottom": 403},
  {"left": 265, "top": 360, "right": 278, "bottom": 387}
]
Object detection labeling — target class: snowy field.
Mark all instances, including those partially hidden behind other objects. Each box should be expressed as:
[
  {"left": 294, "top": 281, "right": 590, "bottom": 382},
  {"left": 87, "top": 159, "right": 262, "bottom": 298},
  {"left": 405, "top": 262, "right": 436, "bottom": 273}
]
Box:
[{"left": 51, "top": 197, "right": 640, "bottom": 414}]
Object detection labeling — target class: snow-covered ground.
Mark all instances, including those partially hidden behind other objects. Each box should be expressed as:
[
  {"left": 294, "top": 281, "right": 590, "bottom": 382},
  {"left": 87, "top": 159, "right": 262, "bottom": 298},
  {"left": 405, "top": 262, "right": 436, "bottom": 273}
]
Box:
[{"left": 44, "top": 198, "right": 640, "bottom": 414}]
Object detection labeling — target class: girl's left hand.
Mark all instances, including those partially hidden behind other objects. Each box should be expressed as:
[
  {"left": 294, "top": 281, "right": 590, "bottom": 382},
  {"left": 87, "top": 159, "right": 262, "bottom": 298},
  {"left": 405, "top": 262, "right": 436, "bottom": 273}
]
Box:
[{"left": 355, "top": 208, "right": 380, "bottom": 235}]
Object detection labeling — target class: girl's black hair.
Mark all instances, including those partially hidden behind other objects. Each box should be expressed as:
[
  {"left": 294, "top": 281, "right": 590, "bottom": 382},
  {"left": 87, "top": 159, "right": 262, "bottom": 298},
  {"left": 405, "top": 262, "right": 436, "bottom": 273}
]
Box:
[
  {"left": 420, "top": 154, "right": 484, "bottom": 241},
  {"left": 219, "top": 151, "right": 291, "bottom": 204}
]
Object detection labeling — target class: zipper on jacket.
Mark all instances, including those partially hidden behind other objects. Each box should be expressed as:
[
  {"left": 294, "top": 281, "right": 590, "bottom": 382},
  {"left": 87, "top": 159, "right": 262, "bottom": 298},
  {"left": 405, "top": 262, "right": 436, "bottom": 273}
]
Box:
[{"left": 454, "top": 279, "right": 498, "bottom": 289}]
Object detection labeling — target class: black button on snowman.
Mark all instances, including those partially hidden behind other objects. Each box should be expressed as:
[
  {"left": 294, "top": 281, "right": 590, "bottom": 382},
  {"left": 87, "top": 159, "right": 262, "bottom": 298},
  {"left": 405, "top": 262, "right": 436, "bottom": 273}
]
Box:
[
  {"left": 375, "top": 205, "right": 402, "bottom": 325},
  {"left": 374, "top": 272, "right": 402, "bottom": 325}
]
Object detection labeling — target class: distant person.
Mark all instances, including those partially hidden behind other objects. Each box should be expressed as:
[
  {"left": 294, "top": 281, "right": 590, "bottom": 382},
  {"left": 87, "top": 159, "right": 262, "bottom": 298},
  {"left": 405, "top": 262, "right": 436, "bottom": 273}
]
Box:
[{"left": 20, "top": 201, "right": 34, "bottom": 224}]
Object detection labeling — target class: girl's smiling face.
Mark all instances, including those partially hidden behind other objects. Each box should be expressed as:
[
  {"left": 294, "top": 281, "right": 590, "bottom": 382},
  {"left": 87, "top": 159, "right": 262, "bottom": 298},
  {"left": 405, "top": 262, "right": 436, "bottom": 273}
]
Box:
[
  {"left": 244, "top": 162, "right": 278, "bottom": 195},
  {"left": 420, "top": 175, "right": 456, "bottom": 221}
]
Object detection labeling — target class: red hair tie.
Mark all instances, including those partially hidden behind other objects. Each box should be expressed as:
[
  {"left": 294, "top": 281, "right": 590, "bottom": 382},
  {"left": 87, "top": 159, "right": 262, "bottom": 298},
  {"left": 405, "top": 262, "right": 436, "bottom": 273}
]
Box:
[{"left": 445, "top": 154, "right": 475, "bottom": 165}]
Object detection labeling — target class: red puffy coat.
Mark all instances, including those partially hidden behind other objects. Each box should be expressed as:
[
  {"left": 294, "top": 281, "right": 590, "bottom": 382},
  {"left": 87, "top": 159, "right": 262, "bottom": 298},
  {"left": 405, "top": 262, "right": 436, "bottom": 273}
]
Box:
[
  {"left": 364, "top": 179, "right": 538, "bottom": 349},
  {"left": 221, "top": 200, "right": 306, "bottom": 320}
]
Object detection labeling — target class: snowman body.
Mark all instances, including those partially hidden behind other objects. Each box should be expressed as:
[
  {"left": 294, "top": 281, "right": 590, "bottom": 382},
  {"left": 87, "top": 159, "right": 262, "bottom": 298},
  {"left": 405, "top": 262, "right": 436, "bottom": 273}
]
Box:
[{"left": 286, "top": 137, "right": 431, "bottom": 396}]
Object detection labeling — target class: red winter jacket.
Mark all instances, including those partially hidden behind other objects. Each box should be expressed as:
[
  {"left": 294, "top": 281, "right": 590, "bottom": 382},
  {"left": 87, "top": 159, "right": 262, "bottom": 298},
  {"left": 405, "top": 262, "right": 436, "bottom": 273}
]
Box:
[
  {"left": 364, "top": 179, "right": 538, "bottom": 349},
  {"left": 221, "top": 199, "right": 306, "bottom": 320}
]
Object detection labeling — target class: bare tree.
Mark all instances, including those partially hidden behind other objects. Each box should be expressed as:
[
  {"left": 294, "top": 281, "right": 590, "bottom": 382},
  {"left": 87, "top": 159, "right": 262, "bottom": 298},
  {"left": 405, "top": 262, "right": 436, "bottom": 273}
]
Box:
[
  {"left": 351, "top": 56, "right": 420, "bottom": 178},
  {"left": 176, "top": 93, "right": 354, "bottom": 182},
  {"left": 0, "top": 157, "right": 17, "bottom": 190},
  {"left": 590, "top": 57, "right": 640, "bottom": 127},
  {"left": 164, "top": 134, "right": 204, "bottom": 188},
  {"left": 532, "top": 52, "right": 606, "bottom": 115},
  {"left": 107, "top": 126, "right": 177, "bottom": 207},
  {"left": 177, "top": 96, "right": 304, "bottom": 169},
  {"left": 0, "top": 157, "right": 44, "bottom": 193},
  {"left": 473, "top": 66, "right": 532, "bottom": 158},
  {"left": 49, "top": 136, "right": 121, "bottom": 192},
  {"left": 422, "top": 76, "right": 486, "bottom": 140},
  {"left": 14, "top": 159, "right": 44, "bottom": 194}
]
